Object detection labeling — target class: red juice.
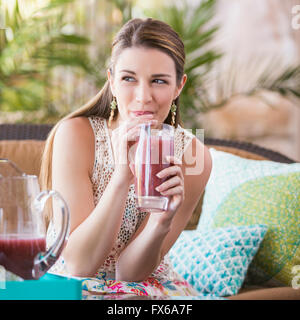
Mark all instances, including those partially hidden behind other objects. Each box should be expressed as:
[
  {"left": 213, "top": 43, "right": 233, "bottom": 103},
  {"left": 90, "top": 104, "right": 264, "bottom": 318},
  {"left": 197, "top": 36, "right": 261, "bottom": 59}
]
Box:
[
  {"left": 134, "top": 133, "right": 174, "bottom": 212},
  {"left": 0, "top": 235, "right": 46, "bottom": 280}
]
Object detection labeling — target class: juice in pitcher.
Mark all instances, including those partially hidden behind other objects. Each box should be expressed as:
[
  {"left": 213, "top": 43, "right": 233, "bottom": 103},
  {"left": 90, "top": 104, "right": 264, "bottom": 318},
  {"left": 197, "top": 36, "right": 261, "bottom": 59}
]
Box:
[{"left": 0, "top": 235, "right": 46, "bottom": 280}]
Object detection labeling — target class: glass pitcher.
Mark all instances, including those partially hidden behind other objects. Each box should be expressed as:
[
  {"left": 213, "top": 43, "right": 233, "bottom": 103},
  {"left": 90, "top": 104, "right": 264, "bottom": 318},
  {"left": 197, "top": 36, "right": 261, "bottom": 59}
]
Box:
[{"left": 0, "top": 159, "right": 70, "bottom": 280}]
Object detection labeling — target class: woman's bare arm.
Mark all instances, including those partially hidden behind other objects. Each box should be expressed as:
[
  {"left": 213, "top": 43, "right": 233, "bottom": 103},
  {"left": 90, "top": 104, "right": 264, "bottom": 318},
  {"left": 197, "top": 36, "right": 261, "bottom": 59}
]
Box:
[{"left": 52, "top": 117, "right": 130, "bottom": 276}]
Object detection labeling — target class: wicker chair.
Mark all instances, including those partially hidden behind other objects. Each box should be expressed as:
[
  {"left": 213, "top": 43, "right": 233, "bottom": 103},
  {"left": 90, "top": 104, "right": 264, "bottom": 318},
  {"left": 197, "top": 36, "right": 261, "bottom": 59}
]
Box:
[
  {"left": 0, "top": 123, "right": 54, "bottom": 141},
  {"left": 0, "top": 123, "right": 295, "bottom": 162}
]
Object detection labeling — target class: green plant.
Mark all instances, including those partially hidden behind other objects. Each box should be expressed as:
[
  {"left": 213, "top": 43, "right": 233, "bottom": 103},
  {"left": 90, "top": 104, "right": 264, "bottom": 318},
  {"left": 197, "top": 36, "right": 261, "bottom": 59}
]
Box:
[
  {"left": 255, "top": 63, "right": 300, "bottom": 103},
  {"left": 0, "top": 0, "right": 93, "bottom": 120}
]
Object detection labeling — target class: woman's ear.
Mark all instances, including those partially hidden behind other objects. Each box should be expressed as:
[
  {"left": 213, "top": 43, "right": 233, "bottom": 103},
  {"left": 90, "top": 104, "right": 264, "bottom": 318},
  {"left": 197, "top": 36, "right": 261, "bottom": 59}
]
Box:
[
  {"left": 107, "top": 69, "right": 115, "bottom": 96},
  {"left": 174, "top": 74, "right": 187, "bottom": 99}
]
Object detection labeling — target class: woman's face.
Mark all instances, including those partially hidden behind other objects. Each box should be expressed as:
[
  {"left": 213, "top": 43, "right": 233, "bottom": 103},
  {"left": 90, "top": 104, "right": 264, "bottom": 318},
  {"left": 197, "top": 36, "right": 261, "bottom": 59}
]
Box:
[{"left": 108, "top": 46, "right": 186, "bottom": 127}]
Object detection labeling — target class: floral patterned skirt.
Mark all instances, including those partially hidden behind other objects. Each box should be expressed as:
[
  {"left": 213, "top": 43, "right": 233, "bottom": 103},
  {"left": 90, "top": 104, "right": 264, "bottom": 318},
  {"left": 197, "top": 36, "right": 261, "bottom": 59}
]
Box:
[
  {"left": 48, "top": 250, "right": 225, "bottom": 300},
  {"left": 80, "top": 271, "right": 199, "bottom": 300},
  {"left": 48, "top": 249, "right": 201, "bottom": 299}
]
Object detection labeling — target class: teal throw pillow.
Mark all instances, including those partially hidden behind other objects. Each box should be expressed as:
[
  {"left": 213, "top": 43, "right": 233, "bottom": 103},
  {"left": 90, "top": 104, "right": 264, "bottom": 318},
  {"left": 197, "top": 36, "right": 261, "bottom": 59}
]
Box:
[{"left": 169, "top": 225, "right": 267, "bottom": 297}]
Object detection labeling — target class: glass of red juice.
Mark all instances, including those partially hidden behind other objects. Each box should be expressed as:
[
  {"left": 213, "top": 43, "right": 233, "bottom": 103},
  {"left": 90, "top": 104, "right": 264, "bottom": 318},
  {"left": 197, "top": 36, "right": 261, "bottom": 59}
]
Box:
[
  {"left": 132, "top": 123, "right": 174, "bottom": 213},
  {"left": 0, "top": 172, "right": 70, "bottom": 280}
]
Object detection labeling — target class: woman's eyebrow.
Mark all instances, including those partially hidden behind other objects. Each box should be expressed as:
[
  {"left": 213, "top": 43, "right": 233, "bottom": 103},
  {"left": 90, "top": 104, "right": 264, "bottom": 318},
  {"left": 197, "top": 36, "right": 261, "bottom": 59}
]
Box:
[
  {"left": 120, "top": 69, "right": 171, "bottom": 78},
  {"left": 120, "top": 69, "right": 136, "bottom": 74},
  {"left": 152, "top": 73, "right": 171, "bottom": 78}
]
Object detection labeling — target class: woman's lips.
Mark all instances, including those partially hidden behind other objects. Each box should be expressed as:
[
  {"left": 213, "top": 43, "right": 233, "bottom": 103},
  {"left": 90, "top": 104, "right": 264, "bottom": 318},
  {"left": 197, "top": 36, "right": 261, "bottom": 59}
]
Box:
[{"left": 131, "top": 111, "right": 154, "bottom": 117}]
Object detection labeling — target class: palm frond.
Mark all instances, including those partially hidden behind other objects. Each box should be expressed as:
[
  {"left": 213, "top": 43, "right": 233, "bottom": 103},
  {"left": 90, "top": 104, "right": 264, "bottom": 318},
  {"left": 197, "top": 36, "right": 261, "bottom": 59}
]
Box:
[
  {"left": 185, "top": 0, "right": 216, "bottom": 37},
  {"left": 0, "top": 0, "right": 95, "bottom": 114}
]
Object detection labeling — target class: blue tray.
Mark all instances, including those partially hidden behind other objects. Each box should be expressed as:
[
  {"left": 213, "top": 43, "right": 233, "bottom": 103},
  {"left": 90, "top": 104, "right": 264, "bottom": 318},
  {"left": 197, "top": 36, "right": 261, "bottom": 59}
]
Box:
[{"left": 0, "top": 273, "right": 82, "bottom": 300}]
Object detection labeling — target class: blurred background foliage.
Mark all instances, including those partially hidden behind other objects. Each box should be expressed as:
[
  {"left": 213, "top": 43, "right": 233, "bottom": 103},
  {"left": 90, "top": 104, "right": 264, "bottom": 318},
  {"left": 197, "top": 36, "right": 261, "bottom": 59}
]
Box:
[
  {"left": 0, "top": 0, "right": 98, "bottom": 122},
  {"left": 0, "top": 0, "right": 299, "bottom": 126}
]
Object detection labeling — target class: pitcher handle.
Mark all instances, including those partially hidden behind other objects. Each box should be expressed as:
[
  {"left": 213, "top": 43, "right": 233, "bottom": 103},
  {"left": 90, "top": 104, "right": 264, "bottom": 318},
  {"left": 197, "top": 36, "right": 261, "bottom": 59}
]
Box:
[{"left": 32, "top": 190, "right": 70, "bottom": 279}]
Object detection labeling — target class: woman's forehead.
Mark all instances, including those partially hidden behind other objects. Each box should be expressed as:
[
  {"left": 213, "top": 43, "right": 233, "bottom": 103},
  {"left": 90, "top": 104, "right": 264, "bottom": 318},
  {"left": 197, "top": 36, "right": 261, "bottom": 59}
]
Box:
[{"left": 114, "top": 46, "right": 177, "bottom": 75}]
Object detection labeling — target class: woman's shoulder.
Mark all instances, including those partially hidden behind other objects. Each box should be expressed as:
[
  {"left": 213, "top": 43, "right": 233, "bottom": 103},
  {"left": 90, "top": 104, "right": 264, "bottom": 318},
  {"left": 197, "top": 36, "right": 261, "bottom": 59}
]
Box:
[
  {"left": 53, "top": 116, "right": 96, "bottom": 174},
  {"left": 54, "top": 117, "right": 95, "bottom": 158},
  {"left": 55, "top": 116, "right": 94, "bottom": 142}
]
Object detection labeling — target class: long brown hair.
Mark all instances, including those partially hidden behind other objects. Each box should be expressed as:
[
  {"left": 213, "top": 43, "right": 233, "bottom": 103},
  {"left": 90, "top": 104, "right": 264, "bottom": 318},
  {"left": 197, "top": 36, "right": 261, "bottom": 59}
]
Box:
[{"left": 40, "top": 18, "right": 186, "bottom": 198}]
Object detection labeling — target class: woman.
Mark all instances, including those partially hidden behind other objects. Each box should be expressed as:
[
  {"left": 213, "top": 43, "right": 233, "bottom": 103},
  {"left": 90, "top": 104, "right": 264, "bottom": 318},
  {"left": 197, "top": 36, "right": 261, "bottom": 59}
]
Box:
[{"left": 40, "top": 18, "right": 212, "bottom": 299}]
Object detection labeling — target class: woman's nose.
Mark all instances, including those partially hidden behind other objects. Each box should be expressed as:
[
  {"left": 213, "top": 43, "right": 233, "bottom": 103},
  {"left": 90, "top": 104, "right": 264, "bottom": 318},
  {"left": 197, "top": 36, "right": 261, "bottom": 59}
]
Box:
[{"left": 135, "top": 82, "right": 152, "bottom": 104}]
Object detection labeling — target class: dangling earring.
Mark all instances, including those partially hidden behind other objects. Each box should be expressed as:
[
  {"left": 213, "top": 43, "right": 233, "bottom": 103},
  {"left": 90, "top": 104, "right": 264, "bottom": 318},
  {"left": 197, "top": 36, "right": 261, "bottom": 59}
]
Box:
[
  {"left": 170, "top": 101, "right": 177, "bottom": 127},
  {"left": 108, "top": 96, "right": 117, "bottom": 127}
]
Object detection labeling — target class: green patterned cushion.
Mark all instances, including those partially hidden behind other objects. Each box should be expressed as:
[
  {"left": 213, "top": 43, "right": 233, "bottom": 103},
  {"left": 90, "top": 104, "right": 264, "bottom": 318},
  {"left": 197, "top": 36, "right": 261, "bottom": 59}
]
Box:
[{"left": 198, "top": 149, "right": 300, "bottom": 286}]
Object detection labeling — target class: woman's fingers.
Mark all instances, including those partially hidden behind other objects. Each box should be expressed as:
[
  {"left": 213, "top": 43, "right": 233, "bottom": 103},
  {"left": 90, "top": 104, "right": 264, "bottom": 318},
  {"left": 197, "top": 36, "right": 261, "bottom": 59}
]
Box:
[
  {"left": 156, "top": 164, "right": 183, "bottom": 181},
  {"left": 155, "top": 175, "right": 182, "bottom": 192},
  {"left": 156, "top": 159, "right": 184, "bottom": 204},
  {"left": 160, "top": 185, "right": 184, "bottom": 197},
  {"left": 126, "top": 125, "right": 141, "bottom": 141},
  {"left": 112, "top": 119, "right": 157, "bottom": 143}
]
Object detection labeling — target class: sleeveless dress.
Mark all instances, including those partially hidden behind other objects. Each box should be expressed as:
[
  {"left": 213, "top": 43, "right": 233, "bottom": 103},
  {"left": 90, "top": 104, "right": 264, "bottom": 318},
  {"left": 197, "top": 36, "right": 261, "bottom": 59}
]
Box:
[{"left": 47, "top": 116, "right": 199, "bottom": 299}]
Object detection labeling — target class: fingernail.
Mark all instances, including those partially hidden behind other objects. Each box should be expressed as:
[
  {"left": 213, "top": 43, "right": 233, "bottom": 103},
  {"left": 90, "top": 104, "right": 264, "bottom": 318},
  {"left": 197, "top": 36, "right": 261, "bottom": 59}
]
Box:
[
  {"left": 155, "top": 186, "right": 160, "bottom": 191},
  {"left": 156, "top": 172, "right": 162, "bottom": 178}
]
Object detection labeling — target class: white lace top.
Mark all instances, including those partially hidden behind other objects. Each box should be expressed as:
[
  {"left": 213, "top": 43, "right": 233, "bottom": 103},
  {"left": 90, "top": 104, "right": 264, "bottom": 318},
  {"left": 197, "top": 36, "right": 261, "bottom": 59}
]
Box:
[{"left": 48, "top": 116, "right": 194, "bottom": 280}]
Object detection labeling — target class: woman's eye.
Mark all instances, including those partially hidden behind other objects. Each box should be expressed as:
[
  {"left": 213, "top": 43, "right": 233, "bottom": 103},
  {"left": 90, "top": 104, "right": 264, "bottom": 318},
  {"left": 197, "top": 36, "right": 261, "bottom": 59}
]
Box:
[
  {"left": 121, "top": 77, "right": 167, "bottom": 84},
  {"left": 122, "top": 76, "right": 135, "bottom": 82},
  {"left": 153, "top": 79, "right": 167, "bottom": 84}
]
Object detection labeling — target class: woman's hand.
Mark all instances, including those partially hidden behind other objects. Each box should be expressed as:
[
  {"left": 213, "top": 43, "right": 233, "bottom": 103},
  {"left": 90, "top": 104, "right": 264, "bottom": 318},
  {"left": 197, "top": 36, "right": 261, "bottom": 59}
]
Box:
[
  {"left": 152, "top": 155, "right": 185, "bottom": 223},
  {"left": 110, "top": 115, "right": 157, "bottom": 183}
]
